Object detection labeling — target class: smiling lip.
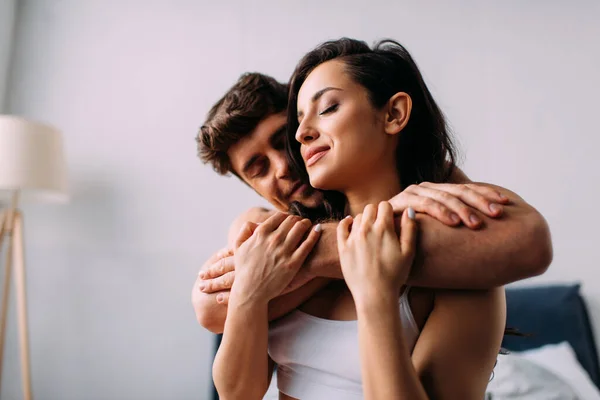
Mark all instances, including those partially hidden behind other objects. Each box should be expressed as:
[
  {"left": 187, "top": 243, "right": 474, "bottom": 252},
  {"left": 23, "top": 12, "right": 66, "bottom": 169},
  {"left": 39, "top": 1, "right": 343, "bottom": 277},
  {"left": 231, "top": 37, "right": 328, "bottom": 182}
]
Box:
[{"left": 305, "top": 146, "right": 330, "bottom": 167}]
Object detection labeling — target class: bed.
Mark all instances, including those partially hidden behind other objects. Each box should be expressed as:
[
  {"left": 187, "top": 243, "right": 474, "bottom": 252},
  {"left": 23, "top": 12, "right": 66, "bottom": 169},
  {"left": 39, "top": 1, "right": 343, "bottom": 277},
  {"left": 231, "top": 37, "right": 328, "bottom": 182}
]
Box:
[{"left": 211, "top": 283, "right": 600, "bottom": 399}]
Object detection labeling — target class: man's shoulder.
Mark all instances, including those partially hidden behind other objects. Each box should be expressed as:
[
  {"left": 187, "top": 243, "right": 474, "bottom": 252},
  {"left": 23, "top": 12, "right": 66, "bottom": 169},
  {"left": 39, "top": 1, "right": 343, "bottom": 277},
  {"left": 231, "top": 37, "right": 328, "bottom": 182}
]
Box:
[
  {"left": 238, "top": 207, "right": 276, "bottom": 223},
  {"left": 227, "top": 207, "right": 276, "bottom": 246}
]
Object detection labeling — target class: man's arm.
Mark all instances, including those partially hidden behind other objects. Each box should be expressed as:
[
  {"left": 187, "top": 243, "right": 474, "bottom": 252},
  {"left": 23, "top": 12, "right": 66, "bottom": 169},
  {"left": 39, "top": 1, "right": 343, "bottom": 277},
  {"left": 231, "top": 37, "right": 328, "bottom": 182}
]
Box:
[
  {"left": 408, "top": 184, "right": 551, "bottom": 288},
  {"left": 303, "top": 184, "right": 552, "bottom": 288},
  {"left": 286, "top": 168, "right": 551, "bottom": 287},
  {"left": 192, "top": 207, "right": 332, "bottom": 334},
  {"left": 192, "top": 272, "right": 330, "bottom": 334},
  {"left": 194, "top": 181, "right": 552, "bottom": 332}
]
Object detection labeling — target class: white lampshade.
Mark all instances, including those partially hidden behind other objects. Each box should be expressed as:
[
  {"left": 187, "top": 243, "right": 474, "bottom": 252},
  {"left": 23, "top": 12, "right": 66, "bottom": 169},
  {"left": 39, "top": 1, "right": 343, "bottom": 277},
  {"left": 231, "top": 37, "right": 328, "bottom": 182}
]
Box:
[{"left": 0, "top": 115, "right": 68, "bottom": 203}]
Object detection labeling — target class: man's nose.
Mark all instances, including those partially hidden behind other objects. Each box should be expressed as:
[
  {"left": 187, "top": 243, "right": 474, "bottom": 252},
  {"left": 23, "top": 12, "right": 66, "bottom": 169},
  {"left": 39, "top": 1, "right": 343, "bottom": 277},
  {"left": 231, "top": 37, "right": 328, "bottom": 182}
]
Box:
[{"left": 274, "top": 154, "right": 292, "bottom": 180}]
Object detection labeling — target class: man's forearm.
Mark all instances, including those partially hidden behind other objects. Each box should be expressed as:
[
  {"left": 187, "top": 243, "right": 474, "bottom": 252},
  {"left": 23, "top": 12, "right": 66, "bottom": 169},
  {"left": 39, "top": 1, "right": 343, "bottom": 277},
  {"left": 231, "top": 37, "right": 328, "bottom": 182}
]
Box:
[
  {"left": 193, "top": 277, "right": 331, "bottom": 334},
  {"left": 408, "top": 200, "right": 551, "bottom": 289},
  {"left": 302, "top": 186, "right": 552, "bottom": 289}
]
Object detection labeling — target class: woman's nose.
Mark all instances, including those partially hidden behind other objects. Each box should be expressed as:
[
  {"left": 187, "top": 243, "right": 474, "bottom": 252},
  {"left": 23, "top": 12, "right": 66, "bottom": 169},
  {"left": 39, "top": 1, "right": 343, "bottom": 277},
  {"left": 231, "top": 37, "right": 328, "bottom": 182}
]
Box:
[{"left": 295, "top": 122, "right": 319, "bottom": 145}]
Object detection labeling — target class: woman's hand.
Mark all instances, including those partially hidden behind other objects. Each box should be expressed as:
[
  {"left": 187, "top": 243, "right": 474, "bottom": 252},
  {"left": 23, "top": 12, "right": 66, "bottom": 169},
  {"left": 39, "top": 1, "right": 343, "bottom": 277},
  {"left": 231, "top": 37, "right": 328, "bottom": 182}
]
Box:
[
  {"left": 231, "top": 212, "right": 322, "bottom": 305},
  {"left": 337, "top": 202, "right": 417, "bottom": 304}
]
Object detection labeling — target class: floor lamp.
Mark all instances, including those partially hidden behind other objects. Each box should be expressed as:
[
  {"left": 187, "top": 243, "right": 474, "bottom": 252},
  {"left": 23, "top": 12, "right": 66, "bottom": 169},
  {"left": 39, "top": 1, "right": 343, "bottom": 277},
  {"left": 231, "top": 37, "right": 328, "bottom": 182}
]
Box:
[{"left": 0, "top": 115, "right": 68, "bottom": 400}]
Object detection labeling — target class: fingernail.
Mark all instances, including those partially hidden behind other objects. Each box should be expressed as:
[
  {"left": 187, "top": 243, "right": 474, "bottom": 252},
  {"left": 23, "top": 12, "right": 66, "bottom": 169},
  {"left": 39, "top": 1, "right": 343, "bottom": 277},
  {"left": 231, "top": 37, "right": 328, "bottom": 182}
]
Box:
[
  {"left": 314, "top": 224, "right": 322, "bottom": 232},
  {"left": 469, "top": 214, "right": 481, "bottom": 225},
  {"left": 408, "top": 207, "right": 416, "bottom": 220},
  {"left": 489, "top": 203, "right": 502, "bottom": 214},
  {"left": 198, "top": 283, "right": 206, "bottom": 291},
  {"left": 216, "top": 293, "right": 224, "bottom": 303},
  {"left": 450, "top": 213, "right": 460, "bottom": 224},
  {"left": 345, "top": 215, "right": 352, "bottom": 219},
  {"left": 198, "top": 271, "right": 205, "bottom": 279}
]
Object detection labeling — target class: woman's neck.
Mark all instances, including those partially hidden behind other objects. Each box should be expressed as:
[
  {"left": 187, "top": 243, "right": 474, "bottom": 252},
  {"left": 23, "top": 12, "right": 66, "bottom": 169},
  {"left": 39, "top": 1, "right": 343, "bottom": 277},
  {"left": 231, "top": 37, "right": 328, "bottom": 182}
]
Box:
[{"left": 344, "top": 168, "right": 402, "bottom": 216}]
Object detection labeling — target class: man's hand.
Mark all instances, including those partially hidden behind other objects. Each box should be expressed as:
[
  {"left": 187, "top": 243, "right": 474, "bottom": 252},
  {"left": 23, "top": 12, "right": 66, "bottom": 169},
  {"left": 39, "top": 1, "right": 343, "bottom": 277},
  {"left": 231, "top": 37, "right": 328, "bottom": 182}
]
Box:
[
  {"left": 389, "top": 182, "right": 510, "bottom": 229},
  {"left": 197, "top": 251, "right": 235, "bottom": 304},
  {"left": 196, "top": 220, "right": 261, "bottom": 304},
  {"left": 191, "top": 247, "right": 234, "bottom": 328}
]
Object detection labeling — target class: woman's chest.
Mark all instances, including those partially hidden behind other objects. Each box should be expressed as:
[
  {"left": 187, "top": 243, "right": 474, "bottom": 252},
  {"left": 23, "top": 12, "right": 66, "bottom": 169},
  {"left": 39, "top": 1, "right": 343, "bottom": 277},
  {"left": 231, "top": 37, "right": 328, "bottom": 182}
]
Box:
[{"left": 297, "top": 281, "right": 357, "bottom": 320}]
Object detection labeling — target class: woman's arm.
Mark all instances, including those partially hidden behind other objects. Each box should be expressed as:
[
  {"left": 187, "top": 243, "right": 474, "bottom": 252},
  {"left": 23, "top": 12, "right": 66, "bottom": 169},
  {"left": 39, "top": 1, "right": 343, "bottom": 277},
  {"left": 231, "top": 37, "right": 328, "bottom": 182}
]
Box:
[
  {"left": 355, "top": 293, "right": 428, "bottom": 400},
  {"left": 412, "top": 287, "right": 506, "bottom": 399},
  {"left": 355, "top": 287, "right": 505, "bottom": 400},
  {"left": 212, "top": 291, "right": 271, "bottom": 400},
  {"left": 338, "top": 204, "right": 505, "bottom": 399},
  {"left": 213, "top": 212, "right": 321, "bottom": 398}
]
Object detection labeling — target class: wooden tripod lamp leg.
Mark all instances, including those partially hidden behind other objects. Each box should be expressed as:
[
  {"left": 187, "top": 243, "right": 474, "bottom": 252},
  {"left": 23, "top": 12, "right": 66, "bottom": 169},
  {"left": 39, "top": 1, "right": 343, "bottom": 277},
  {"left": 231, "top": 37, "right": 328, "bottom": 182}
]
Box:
[
  {"left": 13, "top": 212, "right": 32, "bottom": 400},
  {"left": 0, "top": 209, "right": 13, "bottom": 393}
]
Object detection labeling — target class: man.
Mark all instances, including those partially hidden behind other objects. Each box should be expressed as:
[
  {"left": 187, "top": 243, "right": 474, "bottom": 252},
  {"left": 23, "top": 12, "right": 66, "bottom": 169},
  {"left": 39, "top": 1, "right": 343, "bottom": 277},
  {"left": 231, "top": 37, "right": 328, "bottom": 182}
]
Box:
[{"left": 193, "top": 72, "right": 552, "bottom": 334}]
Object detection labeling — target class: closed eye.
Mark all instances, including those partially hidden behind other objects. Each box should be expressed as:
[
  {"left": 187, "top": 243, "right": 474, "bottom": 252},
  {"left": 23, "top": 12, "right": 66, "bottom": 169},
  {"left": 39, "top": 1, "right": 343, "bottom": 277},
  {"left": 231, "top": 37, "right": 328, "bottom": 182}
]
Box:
[
  {"left": 319, "top": 104, "right": 338, "bottom": 115},
  {"left": 250, "top": 160, "right": 268, "bottom": 179}
]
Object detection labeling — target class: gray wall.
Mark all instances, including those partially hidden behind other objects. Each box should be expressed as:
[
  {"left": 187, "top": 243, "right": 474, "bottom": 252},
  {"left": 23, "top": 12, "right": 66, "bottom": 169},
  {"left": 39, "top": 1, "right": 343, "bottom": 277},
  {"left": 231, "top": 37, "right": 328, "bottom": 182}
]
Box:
[
  {"left": 0, "top": 0, "right": 16, "bottom": 112},
  {"left": 1, "top": 0, "right": 599, "bottom": 399}
]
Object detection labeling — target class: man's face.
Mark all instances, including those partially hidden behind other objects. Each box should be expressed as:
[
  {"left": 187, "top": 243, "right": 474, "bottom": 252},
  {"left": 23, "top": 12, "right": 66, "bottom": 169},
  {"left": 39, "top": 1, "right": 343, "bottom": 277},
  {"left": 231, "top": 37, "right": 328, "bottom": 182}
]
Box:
[{"left": 228, "top": 112, "right": 323, "bottom": 211}]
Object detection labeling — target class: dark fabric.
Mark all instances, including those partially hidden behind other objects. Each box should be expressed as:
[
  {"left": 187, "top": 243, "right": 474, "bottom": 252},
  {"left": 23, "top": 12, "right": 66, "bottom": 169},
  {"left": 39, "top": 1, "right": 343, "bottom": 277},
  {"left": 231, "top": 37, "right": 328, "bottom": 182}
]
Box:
[
  {"left": 212, "top": 334, "right": 222, "bottom": 400},
  {"left": 502, "top": 283, "right": 600, "bottom": 387}
]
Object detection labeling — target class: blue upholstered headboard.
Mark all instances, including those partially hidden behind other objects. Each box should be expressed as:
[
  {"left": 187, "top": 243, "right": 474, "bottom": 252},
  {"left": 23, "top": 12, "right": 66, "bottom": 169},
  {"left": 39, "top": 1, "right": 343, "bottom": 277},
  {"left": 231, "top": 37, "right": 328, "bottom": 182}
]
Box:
[
  {"left": 211, "top": 283, "right": 600, "bottom": 399},
  {"left": 502, "top": 283, "right": 600, "bottom": 387}
]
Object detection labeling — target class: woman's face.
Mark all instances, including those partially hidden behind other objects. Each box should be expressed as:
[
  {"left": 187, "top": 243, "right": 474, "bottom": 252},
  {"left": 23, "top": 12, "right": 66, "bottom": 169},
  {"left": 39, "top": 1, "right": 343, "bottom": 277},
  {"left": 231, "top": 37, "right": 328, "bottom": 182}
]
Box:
[{"left": 295, "top": 60, "right": 394, "bottom": 191}]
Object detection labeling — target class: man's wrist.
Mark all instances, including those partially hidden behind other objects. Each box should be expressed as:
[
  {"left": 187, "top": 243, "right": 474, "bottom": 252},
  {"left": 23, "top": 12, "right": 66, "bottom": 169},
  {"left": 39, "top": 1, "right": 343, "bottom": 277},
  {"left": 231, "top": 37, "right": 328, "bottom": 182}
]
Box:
[{"left": 303, "top": 222, "right": 343, "bottom": 279}]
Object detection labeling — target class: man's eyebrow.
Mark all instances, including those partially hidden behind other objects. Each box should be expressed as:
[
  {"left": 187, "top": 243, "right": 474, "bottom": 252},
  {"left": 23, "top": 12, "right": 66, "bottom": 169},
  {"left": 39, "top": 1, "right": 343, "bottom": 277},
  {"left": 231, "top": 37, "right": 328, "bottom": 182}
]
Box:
[
  {"left": 297, "top": 87, "right": 343, "bottom": 118},
  {"left": 242, "top": 154, "right": 260, "bottom": 176},
  {"left": 269, "top": 126, "right": 286, "bottom": 146}
]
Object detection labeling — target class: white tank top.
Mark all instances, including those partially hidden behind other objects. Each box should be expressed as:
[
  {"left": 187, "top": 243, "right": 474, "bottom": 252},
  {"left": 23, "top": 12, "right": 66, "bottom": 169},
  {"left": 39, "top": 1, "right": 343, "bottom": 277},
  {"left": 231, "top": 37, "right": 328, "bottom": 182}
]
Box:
[{"left": 268, "top": 287, "right": 420, "bottom": 400}]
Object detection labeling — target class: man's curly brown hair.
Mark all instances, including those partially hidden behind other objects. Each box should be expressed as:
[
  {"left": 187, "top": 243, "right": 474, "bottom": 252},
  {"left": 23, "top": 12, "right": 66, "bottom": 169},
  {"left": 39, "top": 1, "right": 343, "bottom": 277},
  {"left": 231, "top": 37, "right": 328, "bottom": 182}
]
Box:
[{"left": 196, "top": 73, "right": 288, "bottom": 176}]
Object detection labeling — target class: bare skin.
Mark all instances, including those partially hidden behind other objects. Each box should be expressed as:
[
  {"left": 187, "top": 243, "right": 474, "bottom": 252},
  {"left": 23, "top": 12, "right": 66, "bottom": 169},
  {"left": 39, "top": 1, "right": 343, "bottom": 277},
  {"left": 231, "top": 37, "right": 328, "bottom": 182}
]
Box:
[
  {"left": 210, "top": 58, "right": 534, "bottom": 399},
  {"left": 193, "top": 176, "right": 550, "bottom": 334},
  {"left": 192, "top": 112, "right": 550, "bottom": 335}
]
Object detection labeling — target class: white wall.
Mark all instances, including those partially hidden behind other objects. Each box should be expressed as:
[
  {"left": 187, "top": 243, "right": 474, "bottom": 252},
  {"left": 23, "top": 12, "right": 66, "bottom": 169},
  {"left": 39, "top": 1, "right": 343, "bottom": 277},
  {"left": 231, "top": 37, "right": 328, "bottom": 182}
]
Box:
[
  {"left": 0, "top": 0, "right": 16, "bottom": 112},
  {"left": 2, "top": 0, "right": 599, "bottom": 399}
]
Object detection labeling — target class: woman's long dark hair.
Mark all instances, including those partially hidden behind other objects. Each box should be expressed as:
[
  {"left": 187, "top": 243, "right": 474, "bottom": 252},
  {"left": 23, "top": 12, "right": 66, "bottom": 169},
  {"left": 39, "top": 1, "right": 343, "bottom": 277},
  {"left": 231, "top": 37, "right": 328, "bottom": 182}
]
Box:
[
  {"left": 285, "top": 37, "right": 459, "bottom": 222},
  {"left": 285, "top": 38, "right": 521, "bottom": 342}
]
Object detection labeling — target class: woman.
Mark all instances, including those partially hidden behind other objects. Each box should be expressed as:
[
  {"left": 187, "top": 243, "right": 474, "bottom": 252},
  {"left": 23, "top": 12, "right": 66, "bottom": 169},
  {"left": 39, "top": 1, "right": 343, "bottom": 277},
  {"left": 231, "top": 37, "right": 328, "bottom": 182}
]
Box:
[{"left": 213, "top": 38, "right": 506, "bottom": 399}]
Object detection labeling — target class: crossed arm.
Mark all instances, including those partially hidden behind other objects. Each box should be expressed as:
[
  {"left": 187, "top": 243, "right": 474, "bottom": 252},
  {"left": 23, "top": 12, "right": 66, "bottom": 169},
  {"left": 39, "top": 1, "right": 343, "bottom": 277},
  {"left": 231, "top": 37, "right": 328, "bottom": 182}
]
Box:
[{"left": 193, "top": 181, "right": 552, "bottom": 333}]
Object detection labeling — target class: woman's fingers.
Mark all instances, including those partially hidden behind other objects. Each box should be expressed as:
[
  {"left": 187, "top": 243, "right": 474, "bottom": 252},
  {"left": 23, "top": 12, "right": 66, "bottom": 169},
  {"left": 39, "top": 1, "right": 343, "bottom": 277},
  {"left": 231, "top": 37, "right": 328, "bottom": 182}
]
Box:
[
  {"left": 400, "top": 207, "right": 418, "bottom": 259},
  {"left": 234, "top": 221, "right": 259, "bottom": 249},
  {"left": 362, "top": 204, "right": 377, "bottom": 227},
  {"left": 337, "top": 216, "right": 353, "bottom": 250},
  {"left": 351, "top": 213, "right": 363, "bottom": 239},
  {"left": 284, "top": 218, "right": 312, "bottom": 250},
  {"left": 256, "top": 211, "right": 289, "bottom": 233},
  {"left": 275, "top": 215, "right": 303, "bottom": 242},
  {"left": 292, "top": 224, "right": 323, "bottom": 265},
  {"left": 376, "top": 201, "right": 395, "bottom": 233}
]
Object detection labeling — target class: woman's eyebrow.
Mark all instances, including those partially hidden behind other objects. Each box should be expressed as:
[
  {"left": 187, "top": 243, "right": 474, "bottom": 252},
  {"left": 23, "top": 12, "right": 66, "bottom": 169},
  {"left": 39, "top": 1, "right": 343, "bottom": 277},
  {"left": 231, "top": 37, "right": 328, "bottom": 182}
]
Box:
[
  {"left": 311, "top": 86, "right": 342, "bottom": 103},
  {"left": 298, "top": 87, "right": 343, "bottom": 118}
]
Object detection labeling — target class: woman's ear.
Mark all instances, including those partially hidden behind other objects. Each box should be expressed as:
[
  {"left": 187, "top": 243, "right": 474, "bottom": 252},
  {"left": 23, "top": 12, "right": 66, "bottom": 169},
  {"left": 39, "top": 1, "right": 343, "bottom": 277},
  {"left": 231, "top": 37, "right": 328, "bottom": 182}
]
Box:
[{"left": 384, "top": 92, "right": 412, "bottom": 135}]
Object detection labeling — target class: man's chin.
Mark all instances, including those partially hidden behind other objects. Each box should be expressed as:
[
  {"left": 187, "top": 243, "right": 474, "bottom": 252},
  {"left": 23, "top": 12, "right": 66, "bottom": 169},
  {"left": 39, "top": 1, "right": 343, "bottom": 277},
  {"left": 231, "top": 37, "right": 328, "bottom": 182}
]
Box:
[{"left": 299, "top": 192, "right": 324, "bottom": 208}]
